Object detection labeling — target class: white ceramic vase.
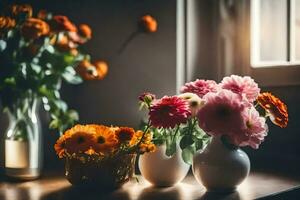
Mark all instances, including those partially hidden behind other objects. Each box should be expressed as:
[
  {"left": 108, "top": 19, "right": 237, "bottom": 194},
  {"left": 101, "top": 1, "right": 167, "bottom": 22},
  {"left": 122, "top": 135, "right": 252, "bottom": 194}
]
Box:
[
  {"left": 138, "top": 144, "right": 190, "bottom": 187},
  {"left": 192, "top": 136, "right": 250, "bottom": 192}
]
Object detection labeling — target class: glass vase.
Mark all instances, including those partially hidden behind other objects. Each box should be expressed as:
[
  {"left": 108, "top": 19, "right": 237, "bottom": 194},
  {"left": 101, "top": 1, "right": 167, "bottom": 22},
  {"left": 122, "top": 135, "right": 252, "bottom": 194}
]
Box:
[{"left": 4, "top": 98, "right": 42, "bottom": 180}]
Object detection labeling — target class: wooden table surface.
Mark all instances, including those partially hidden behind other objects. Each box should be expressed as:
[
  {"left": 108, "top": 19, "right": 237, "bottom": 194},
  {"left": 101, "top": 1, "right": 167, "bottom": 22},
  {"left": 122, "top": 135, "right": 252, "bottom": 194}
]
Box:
[{"left": 0, "top": 171, "right": 299, "bottom": 200}]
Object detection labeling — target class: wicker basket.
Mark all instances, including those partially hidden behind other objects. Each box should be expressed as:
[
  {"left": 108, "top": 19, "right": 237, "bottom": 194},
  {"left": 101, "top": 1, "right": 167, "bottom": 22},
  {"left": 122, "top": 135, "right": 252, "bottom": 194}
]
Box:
[{"left": 65, "top": 154, "right": 136, "bottom": 188}]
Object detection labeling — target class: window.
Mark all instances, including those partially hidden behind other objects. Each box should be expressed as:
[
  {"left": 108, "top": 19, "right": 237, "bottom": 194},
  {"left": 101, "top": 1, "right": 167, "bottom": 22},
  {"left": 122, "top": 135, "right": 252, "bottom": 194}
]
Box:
[
  {"left": 181, "top": 0, "right": 300, "bottom": 86},
  {"left": 251, "top": 0, "right": 300, "bottom": 67},
  {"left": 245, "top": 0, "right": 300, "bottom": 86}
]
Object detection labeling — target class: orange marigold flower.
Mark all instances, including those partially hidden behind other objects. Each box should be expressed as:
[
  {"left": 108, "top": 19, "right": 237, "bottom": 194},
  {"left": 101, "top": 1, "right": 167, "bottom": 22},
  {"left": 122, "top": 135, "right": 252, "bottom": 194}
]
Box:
[
  {"left": 76, "top": 60, "right": 97, "bottom": 80},
  {"left": 257, "top": 92, "right": 288, "bottom": 128},
  {"left": 64, "top": 125, "right": 97, "bottom": 154},
  {"left": 91, "top": 125, "right": 118, "bottom": 153},
  {"left": 21, "top": 18, "right": 49, "bottom": 39},
  {"left": 130, "top": 130, "right": 156, "bottom": 153},
  {"left": 78, "top": 24, "right": 92, "bottom": 39},
  {"left": 54, "top": 135, "right": 67, "bottom": 158},
  {"left": 85, "top": 148, "right": 97, "bottom": 156},
  {"left": 55, "top": 34, "right": 77, "bottom": 52},
  {"left": 140, "top": 15, "right": 157, "bottom": 33},
  {"left": 76, "top": 60, "right": 108, "bottom": 80},
  {"left": 115, "top": 127, "right": 135, "bottom": 143},
  {"left": 0, "top": 16, "right": 16, "bottom": 31},
  {"left": 11, "top": 4, "right": 32, "bottom": 18},
  {"left": 37, "top": 9, "right": 48, "bottom": 20},
  {"left": 140, "top": 143, "right": 156, "bottom": 153},
  {"left": 50, "top": 15, "right": 77, "bottom": 32},
  {"left": 93, "top": 60, "right": 108, "bottom": 80}
]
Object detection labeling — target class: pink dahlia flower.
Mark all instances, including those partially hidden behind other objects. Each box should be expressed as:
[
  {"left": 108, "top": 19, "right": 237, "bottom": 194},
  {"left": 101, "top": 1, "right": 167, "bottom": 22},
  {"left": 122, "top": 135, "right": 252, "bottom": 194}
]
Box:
[
  {"left": 220, "top": 75, "right": 260, "bottom": 103},
  {"left": 197, "top": 90, "right": 246, "bottom": 136},
  {"left": 149, "top": 96, "right": 191, "bottom": 128},
  {"left": 231, "top": 107, "right": 267, "bottom": 149},
  {"left": 180, "top": 79, "right": 219, "bottom": 98}
]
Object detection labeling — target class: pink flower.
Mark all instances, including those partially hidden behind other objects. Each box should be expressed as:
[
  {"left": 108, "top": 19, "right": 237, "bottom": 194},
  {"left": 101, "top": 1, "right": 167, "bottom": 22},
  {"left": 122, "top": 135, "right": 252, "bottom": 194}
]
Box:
[
  {"left": 220, "top": 75, "right": 260, "bottom": 103},
  {"left": 231, "top": 107, "right": 268, "bottom": 149},
  {"left": 149, "top": 96, "right": 191, "bottom": 128},
  {"left": 180, "top": 79, "right": 219, "bottom": 98},
  {"left": 197, "top": 90, "right": 246, "bottom": 136}
]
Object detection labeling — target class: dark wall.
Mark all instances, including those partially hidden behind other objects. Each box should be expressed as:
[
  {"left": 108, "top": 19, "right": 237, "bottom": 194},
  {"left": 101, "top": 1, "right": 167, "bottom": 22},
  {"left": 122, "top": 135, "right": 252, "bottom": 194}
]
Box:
[{"left": 0, "top": 0, "right": 177, "bottom": 170}]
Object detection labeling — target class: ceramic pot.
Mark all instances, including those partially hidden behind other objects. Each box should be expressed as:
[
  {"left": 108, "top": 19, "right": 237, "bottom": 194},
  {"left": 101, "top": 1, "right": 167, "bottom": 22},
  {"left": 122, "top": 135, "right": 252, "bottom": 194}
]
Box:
[
  {"left": 138, "top": 144, "right": 190, "bottom": 187},
  {"left": 192, "top": 136, "right": 250, "bottom": 192}
]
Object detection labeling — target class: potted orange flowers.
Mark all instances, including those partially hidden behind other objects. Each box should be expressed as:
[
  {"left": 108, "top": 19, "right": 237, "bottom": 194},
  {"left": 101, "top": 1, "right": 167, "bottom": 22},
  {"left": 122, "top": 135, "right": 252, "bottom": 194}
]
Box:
[{"left": 54, "top": 124, "right": 155, "bottom": 188}]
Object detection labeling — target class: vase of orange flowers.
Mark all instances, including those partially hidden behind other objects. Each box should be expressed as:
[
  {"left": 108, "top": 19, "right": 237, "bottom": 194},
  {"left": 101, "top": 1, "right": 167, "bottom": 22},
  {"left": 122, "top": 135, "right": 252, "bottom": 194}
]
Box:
[
  {"left": 0, "top": 4, "right": 107, "bottom": 180},
  {"left": 55, "top": 124, "right": 155, "bottom": 188}
]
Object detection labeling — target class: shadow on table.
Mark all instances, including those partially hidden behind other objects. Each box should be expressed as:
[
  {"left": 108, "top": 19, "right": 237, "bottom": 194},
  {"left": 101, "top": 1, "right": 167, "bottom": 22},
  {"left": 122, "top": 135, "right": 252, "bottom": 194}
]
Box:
[
  {"left": 137, "top": 185, "right": 182, "bottom": 200},
  {"left": 41, "top": 186, "right": 130, "bottom": 200},
  {"left": 195, "top": 191, "right": 241, "bottom": 200}
]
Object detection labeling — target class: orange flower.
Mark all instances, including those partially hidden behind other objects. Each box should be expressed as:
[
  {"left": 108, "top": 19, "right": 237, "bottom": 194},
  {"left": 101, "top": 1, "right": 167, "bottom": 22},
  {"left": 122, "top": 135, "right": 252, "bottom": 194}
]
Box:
[
  {"left": 85, "top": 148, "right": 97, "bottom": 156},
  {"left": 55, "top": 35, "right": 77, "bottom": 52},
  {"left": 78, "top": 24, "right": 92, "bottom": 39},
  {"left": 76, "top": 60, "right": 108, "bottom": 80},
  {"left": 64, "top": 125, "right": 97, "bottom": 154},
  {"left": 21, "top": 18, "right": 49, "bottom": 39},
  {"left": 0, "top": 16, "right": 16, "bottom": 31},
  {"left": 50, "top": 15, "right": 77, "bottom": 32},
  {"left": 76, "top": 60, "right": 97, "bottom": 80},
  {"left": 54, "top": 135, "right": 67, "bottom": 158},
  {"left": 37, "top": 9, "right": 48, "bottom": 20},
  {"left": 140, "top": 15, "right": 157, "bottom": 33},
  {"left": 91, "top": 125, "right": 118, "bottom": 153},
  {"left": 257, "top": 92, "right": 288, "bottom": 128},
  {"left": 93, "top": 60, "right": 108, "bottom": 80},
  {"left": 129, "top": 130, "right": 156, "bottom": 153},
  {"left": 115, "top": 127, "right": 135, "bottom": 143},
  {"left": 11, "top": 4, "right": 32, "bottom": 18}
]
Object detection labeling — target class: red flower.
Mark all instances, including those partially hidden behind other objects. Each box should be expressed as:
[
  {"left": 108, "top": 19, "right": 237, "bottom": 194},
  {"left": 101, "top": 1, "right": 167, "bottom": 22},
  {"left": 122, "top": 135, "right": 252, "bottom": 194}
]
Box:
[
  {"left": 50, "top": 15, "right": 77, "bottom": 32},
  {"left": 149, "top": 96, "right": 191, "bottom": 128}
]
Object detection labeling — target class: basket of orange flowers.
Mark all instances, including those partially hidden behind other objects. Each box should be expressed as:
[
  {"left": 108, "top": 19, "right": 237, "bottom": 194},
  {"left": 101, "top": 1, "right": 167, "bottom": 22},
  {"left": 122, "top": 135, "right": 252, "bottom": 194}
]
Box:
[{"left": 54, "top": 124, "right": 155, "bottom": 188}]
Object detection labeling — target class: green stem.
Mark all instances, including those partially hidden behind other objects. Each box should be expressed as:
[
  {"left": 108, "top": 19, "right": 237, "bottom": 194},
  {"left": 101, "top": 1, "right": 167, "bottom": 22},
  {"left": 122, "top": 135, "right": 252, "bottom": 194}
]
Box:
[{"left": 172, "top": 125, "right": 180, "bottom": 143}]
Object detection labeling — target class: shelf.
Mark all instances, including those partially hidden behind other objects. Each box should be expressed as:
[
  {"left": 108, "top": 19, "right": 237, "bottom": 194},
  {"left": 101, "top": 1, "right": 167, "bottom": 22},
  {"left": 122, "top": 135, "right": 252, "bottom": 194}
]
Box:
[{"left": 0, "top": 171, "right": 300, "bottom": 200}]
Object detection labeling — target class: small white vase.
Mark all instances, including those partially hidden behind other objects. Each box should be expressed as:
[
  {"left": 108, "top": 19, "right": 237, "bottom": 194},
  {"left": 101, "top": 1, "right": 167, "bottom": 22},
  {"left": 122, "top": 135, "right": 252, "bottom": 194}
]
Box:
[
  {"left": 192, "top": 136, "right": 250, "bottom": 192},
  {"left": 138, "top": 144, "right": 190, "bottom": 187}
]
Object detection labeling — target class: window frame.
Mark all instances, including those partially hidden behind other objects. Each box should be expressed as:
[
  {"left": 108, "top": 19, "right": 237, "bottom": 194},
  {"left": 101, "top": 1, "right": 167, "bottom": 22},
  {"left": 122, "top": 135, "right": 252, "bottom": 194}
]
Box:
[{"left": 238, "top": 0, "right": 300, "bottom": 86}]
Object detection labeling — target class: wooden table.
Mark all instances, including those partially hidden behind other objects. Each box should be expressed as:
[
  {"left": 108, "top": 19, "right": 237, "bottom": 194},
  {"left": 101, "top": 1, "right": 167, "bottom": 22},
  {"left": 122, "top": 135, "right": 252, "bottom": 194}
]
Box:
[{"left": 0, "top": 171, "right": 299, "bottom": 200}]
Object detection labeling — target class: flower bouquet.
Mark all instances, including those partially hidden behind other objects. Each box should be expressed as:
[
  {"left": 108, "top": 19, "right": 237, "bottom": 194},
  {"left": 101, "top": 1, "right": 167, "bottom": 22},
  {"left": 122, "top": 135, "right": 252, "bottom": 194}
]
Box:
[
  {"left": 179, "top": 75, "right": 288, "bottom": 191},
  {"left": 138, "top": 92, "right": 210, "bottom": 164},
  {"left": 0, "top": 4, "right": 107, "bottom": 179},
  {"left": 0, "top": 4, "right": 107, "bottom": 133},
  {"left": 55, "top": 124, "right": 155, "bottom": 188}
]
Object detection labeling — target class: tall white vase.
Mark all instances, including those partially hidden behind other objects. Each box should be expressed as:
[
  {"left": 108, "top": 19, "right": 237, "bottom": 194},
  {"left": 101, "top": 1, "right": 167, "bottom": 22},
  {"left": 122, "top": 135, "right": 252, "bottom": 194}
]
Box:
[
  {"left": 138, "top": 144, "right": 190, "bottom": 187},
  {"left": 192, "top": 136, "right": 250, "bottom": 192}
]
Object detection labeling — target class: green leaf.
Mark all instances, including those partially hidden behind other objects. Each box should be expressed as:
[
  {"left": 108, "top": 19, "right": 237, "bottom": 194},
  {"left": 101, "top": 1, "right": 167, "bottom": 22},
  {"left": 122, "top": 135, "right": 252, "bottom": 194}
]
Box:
[
  {"left": 49, "top": 118, "right": 59, "bottom": 129},
  {"left": 182, "top": 146, "right": 196, "bottom": 165},
  {"left": 62, "top": 67, "right": 83, "bottom": 84},
  {"left": 31, "top": 64, "right": 42, "bottom": 73},
  {"left": 180, "top": 135, "right": 194, "bottom": 150},
  {"left": 0, "top": 40, "right": 7, "bottom": 52},
  {"left": 67, "top": 109, "right": 79, "bottom": 121},
  {"left": 195, "top": 139, "right": 204, "bottom": 151}
]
